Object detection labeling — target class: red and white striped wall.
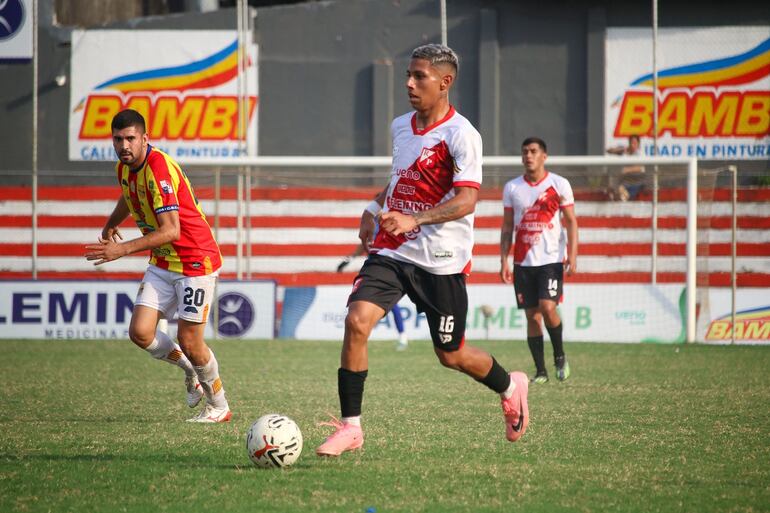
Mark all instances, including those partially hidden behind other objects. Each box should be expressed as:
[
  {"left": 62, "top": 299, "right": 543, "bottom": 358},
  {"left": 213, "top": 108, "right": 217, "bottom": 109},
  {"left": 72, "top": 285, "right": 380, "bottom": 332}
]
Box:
[{"left": 1, "top": 186, "right": 769, "bottom": 287}]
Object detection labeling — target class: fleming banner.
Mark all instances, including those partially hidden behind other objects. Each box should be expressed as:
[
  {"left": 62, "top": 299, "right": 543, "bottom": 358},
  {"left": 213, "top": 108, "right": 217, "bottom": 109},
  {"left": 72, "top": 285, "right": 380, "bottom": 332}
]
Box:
[
  {"left": 68, "top": 30, "right": 258, "bottom": 161},
  {"left": 605, "top": 26, "right": 770, "bottom": 160}
]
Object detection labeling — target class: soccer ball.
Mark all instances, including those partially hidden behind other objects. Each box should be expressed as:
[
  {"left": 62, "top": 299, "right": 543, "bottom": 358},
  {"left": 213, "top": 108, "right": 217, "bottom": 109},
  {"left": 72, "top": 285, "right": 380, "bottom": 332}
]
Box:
[{"left": 245, "top": 413, "right": 303, "bottom": 468}]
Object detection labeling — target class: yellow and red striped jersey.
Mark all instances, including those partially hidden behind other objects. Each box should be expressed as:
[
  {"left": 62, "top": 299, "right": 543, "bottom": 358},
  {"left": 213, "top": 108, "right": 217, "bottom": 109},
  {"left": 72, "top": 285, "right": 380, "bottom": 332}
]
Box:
[{"left": 116, "top": 146, "right": 222, "bottom": 276}]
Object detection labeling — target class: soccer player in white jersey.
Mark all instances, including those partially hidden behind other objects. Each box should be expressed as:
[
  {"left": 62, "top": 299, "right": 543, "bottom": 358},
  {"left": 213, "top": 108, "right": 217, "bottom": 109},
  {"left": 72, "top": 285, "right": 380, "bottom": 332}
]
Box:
[
  {"left": 316, "top": 44, "right": 530, "bottom": 457},
  {"left": 499, "top": 137, "right": 579, "bottom": 383}
]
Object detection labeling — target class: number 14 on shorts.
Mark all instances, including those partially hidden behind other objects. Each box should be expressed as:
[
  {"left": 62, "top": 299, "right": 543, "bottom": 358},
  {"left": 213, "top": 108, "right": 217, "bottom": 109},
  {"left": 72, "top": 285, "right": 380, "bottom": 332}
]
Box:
[{"left": 548, "top": 279, "right": 559, "bottom": 298}]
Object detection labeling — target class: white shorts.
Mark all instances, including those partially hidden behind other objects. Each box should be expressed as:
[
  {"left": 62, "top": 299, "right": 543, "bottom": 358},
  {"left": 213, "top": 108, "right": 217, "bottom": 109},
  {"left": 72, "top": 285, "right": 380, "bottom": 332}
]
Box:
[{"left": 135, "top": 265, "right": 219, "bottom": 323}]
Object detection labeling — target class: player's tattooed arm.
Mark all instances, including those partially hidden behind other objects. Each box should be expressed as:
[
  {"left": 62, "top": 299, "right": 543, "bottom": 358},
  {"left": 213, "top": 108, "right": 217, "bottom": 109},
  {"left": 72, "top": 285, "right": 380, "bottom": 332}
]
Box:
[{"left": 380, "top": 186, "right": 477, "bottom": 236}]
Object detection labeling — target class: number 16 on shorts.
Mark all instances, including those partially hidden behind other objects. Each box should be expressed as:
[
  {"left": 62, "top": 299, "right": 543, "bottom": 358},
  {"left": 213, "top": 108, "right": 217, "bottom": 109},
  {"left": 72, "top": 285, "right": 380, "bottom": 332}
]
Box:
[{"left": 438, "top": 315, "right": 454, "bottom": 344}]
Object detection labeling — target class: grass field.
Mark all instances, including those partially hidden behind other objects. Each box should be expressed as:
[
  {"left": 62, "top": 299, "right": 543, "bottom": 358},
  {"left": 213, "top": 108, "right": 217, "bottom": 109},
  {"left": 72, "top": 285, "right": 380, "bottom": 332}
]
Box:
[{"left": 2, "top": 338, "right": 769, "bottom": 513}]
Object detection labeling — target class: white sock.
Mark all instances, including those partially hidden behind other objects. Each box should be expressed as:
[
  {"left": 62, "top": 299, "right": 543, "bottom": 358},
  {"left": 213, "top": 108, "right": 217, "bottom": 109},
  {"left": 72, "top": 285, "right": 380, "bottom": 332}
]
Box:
[
  {"left": 399, "top": 332, "right": 408, "bottom": 345},
  {"left": 342, "top": 416, "right": 361, "bottom": 426},
  {"left": 194, "top": 351, "right": 228, "bottom": 409},
  {"left": 145, "top": 330, "right": 195, "bottom": 377},
  {"left": 500, "top": 378, "right": 516, "bottom": 400}
]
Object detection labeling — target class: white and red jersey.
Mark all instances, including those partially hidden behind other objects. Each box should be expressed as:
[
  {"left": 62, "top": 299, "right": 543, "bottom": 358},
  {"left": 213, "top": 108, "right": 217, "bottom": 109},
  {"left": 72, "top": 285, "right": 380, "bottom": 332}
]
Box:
[
  {"left": 502, "top": 171, "right": 574, "bottom": 267},
  {"left": 370, "top": 106, "right": 482, "bottom": 275}
]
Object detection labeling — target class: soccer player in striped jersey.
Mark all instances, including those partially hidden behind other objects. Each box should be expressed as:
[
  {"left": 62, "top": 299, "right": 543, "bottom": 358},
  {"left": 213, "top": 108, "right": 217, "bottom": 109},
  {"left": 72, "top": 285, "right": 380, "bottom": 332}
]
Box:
[
  {"left": 85, "top": 109, "right": 231, "bottom": 423},
  {"left": 316, "top": 44, "right": 530, "bottom": 457},
  {"left": 499, "top": 137, "right": 579, "bottom": 383}
]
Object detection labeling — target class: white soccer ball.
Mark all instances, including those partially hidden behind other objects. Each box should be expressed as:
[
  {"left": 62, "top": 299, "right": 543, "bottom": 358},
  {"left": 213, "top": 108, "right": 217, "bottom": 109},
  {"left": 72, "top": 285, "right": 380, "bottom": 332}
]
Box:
[{"left": 246, "top": 413, "right": 303, "bottom": 468}]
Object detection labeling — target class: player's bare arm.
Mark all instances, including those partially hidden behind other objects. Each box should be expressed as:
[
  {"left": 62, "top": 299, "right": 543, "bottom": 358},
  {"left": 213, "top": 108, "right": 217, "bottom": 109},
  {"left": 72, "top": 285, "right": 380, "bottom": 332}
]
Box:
[
  {"left": 380, "top": 186, "right": 477, "bottom": 236},
  {"left": 359, "top": 189, "right": 387, "bottom": 251},
  {"left": 101, "top": 196, "right": 131, "bottom": 242},
  {"left": 85, "top": 209, "right": 180, "bottom": 265},
  {"left": 499, "top": 207, "right": 514, "bottom": 283},
  {"left": 562, "top": 205, "right": 578, "bottom": 275}
]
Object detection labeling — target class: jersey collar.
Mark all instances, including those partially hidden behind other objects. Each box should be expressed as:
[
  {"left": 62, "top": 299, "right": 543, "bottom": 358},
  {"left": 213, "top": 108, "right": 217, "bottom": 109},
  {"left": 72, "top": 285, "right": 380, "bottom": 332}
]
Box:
[
  {"left": 523, "top": 170, "right": 549, "bottom": 186},
  {"left": 129, "top": 145, "right": 153, "bottom": 173},
  {"left": 411, "top": 105, "right": 456, "bottom": 136}
]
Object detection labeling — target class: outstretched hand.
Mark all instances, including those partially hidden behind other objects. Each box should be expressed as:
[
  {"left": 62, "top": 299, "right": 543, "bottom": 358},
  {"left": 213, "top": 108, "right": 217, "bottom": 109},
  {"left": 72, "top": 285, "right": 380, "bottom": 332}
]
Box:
[{"left": 85, "top": 237, "right": 125, "bottom": 265}]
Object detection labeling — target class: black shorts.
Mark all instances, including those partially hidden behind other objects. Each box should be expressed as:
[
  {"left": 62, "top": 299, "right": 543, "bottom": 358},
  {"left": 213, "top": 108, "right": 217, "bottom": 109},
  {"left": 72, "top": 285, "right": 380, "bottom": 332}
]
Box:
[
  {"left": 348, "top": 254, "right": 467, "bottom": 351},
  {"left": 513, "top": 263, "right": 564, "bottom": 309}
]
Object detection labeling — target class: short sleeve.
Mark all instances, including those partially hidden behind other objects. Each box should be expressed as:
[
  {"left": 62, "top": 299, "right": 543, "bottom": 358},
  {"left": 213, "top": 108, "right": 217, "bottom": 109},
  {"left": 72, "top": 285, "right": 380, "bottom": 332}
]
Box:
[
  {"left": 558, "top": 177, "right": 575, "bottom": 208},
  {"left": 448, "top": 124, "right": 483, "bottom": 187},
  {"left": 146, "top": 152, "right": 180, "bottom": 214},
  {"left": 502, "top": 181, "right": 514, "bottom": 208}
]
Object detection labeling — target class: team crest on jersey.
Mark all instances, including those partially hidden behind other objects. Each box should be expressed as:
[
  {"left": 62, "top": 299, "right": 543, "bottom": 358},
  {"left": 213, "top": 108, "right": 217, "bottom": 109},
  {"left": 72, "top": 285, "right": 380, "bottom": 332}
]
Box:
[{"left": 419, "top": 147, "right": 436, "bottom": 167}]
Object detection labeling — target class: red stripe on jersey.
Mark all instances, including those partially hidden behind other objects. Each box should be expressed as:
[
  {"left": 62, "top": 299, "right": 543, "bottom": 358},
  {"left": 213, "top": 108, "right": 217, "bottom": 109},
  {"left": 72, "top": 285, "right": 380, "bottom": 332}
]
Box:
[
  {"left": 513, "top": 186, "right": 561, "bottom": 264},
  {"left": 374, "top": 140, "right": 455, "bottom": 252}
]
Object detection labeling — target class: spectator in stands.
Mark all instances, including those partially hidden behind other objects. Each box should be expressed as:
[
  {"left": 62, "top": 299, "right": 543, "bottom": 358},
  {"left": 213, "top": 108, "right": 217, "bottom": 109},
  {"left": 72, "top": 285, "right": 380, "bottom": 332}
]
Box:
[
  {"left": 316, "top": 44, "right": 530, "bottom": 458},
  {"left": 606, "top": 135, "right": 646, "bottom": 201},
  {"left": 84, "top": 109, "right": 231, "bottom": 424}
]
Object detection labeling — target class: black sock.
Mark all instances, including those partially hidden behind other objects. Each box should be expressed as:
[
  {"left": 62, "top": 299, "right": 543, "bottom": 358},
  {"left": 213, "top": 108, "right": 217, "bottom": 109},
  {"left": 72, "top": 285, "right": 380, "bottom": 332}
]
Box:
[
  {"left": 546, "top": 323, "right": 565, "bottom": 361},
  {"left": 476, "top": 357, "right": 511, "bottom": 394},
  {"left": 338, "top": 367, "right": 368, "bottom": 418},
  {"left": 527, "top": 335, "right": 547, "bottom": 374}
]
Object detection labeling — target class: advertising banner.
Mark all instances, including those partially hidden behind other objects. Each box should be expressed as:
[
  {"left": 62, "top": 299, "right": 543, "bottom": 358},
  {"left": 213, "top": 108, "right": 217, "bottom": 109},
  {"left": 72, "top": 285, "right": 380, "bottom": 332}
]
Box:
[
  {"left": 280, "top": 284, "right": 688, "bottom": 344},
  {"left": 605, "top": 27, "right": 770, "bottom": 159},
  {"left": 0, "top": 0, "right": 31, "bottom": 60},
  {"left": 69, "top": 30, "right": 258, "bottom": 161},
  {"left": 0, "top": 280, "right": 275, "bottom": 340},
  {"left": 699, "top": 288, "right": 770, "bottom": 344}
]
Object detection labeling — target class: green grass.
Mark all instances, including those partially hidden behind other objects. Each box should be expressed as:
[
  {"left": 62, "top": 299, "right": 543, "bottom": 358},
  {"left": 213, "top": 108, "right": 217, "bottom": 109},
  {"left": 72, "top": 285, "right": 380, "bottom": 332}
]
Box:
[{"left": 2, "top": 339, "right": 769, "bottom": 513}]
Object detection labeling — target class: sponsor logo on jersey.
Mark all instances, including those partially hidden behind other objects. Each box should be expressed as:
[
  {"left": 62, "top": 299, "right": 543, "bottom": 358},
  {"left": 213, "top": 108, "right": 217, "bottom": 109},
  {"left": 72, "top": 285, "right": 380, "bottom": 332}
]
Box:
[
  {"left": 434, "top": 250, "right": 453, "bottom": 258},
  {"left": 395, "top": 168, "right": 421, "bottom": 180},
  {"left": 403, "top": 227, "right": 421, "bottom": 240},
  {"left": 396, "top": 183, "right": 415, "bottom": 195},
  {"left": 159, "top": 180, "right": 174, "bottom": 194}
]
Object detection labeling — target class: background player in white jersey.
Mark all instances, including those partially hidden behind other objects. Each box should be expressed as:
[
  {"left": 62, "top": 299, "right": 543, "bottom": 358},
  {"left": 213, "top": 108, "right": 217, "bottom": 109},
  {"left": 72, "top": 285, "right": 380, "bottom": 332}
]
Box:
[
  {"left": 499, "top": 137, "right": 578, "bottom": 383},
  {"left": 316, "top": 44, "right": 530, "bottom": 457}
]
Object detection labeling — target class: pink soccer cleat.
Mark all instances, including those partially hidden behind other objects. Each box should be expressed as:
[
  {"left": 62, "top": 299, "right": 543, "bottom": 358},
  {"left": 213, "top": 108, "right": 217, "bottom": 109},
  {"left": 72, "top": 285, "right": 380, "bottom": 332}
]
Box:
[
  {"left": 315, "top": 416, "right": 364, "bottom": 457},
  {"left": 501, "top": 371, "right": 529, "bottom": 442}
]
